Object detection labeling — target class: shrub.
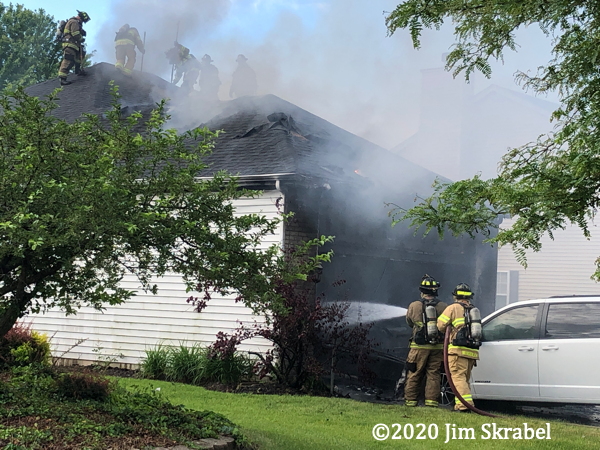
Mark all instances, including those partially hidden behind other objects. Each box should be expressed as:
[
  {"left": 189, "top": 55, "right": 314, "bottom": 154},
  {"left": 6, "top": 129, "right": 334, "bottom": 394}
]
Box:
[
  {"left": 0, "top": 322, "right": 52, "bottom": 369},
  {"left": 140, "top": 344, "right": 170, "bottom": 380},
  {"left": 56, "top": 370, "right": 114, "bottom": 401},
  {"left": 205, "top": 333, "right": 255, "bottom": 384},
  {"left": 165, "top": 343, "right": 206, "bottom": 384},
  {"left": 140, "top": 341, "right": 255, "bottom": 385}
]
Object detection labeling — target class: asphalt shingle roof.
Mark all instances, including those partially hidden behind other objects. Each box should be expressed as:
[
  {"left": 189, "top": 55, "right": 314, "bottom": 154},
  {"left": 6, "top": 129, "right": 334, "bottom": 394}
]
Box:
[{"left": 24, "top": 62, "right": 436, "bottom": 188}]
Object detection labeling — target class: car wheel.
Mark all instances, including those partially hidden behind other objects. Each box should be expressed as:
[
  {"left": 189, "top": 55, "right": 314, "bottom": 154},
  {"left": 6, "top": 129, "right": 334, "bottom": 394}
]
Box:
[{"left": 440, "top": 372, "right": 455, "bottom": 406}]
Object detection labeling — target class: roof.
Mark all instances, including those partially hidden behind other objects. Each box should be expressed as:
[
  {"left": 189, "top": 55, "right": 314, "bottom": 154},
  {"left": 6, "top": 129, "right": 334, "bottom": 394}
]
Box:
[
  {"left": 24, "top": 62, "right": 437, "bottom": 190},
  {"left": 24, "top": 62, "right": 177, "bottom": 123},
  {"left": 192, "top": 94, "right": 436, "bottom": 187}
]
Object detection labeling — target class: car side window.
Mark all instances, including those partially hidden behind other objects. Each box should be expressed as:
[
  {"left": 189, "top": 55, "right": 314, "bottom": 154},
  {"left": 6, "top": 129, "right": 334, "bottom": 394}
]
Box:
[
  {"left": 482, "top": 305, "right": 539, "bottom": 341},
  {"left": 545, "top": 303, "right": 600, "bottom": 339}
]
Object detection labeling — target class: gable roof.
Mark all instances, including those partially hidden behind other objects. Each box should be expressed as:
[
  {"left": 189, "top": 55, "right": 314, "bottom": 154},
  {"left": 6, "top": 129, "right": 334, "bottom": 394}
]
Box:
[
  {"left": 193, "top": 94, "right": 436, "bottom": 187},
  {"left": 24, "top": 62, "right": 437, "bottom": 190}
]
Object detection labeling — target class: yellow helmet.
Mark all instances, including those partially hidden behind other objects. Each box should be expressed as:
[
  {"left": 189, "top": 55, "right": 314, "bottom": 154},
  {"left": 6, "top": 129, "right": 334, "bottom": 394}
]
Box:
[
  {"left": 453, "top": 283, "right": 473, "bottom": 299},
  {"left": 419, "top": 274, "right": 440, "bottom": 296}
]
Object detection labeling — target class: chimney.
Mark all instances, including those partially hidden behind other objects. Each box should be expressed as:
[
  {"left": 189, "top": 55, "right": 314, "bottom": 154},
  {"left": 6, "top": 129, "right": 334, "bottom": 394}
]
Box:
[{"left": 415, "top": 57, "right": 473, "bottom": 180}]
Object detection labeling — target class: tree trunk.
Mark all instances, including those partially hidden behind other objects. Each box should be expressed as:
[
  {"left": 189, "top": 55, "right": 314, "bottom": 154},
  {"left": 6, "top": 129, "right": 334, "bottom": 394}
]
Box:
[
  {"left": 0, "top": 266, "right": 31, "bottom": 337},
  {"left": 0, "top": 296, "right": 26, "bottom": 337}
]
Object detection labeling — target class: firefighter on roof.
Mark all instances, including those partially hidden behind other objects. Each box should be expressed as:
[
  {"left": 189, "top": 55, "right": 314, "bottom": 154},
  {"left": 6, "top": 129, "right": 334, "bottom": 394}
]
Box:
[
  {"left": 230, "top": 54, "right": 257, "bottom": 98},
  {"left": 165, "top": 42, "right": 200, "bottom": 94},
  {"left": 198, "top": 54, "right": 221, "bottom": 102},
  {"left": 438, "top": 283, "right": 482, "bottom": 412},
  {"left": 58, "top": 10, "right": 90, "bottom": 86},
  {"left": 403, "top": 275, "right": 448, "bottom": 408},
  {"left": 114, "top": 24, "right": 145, "bottom": 76}
]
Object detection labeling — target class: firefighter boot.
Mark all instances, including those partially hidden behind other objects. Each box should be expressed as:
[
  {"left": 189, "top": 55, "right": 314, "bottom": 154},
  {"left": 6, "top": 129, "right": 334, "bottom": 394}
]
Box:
[
  {"left": 75, "top": 64, "right": 87, "bottom": 76},
  {"left": 60, "top": 77, "right": 72, "bottom": 86}
]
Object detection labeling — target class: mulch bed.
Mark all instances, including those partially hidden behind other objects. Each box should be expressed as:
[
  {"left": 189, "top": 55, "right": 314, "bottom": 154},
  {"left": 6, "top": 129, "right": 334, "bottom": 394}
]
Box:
[
  {"left": 60, "top": 365, "right": 347, "bottom": 398},
  {"left": 202, "top": 381, "right": 328, "bottom": 396},
  {"left": 55, "top": 364, "right": 140, "bottom": 378}
]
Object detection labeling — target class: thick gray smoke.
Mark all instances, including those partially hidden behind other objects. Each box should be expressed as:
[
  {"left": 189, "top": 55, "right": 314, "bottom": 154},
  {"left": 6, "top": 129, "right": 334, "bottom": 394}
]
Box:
[{"left": 94, "top": 0, "right": 556, "bottom": 157}]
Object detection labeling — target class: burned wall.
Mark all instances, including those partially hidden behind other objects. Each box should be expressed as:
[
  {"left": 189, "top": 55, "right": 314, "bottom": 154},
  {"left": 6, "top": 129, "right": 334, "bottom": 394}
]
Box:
[{"left": 282, "top": 178, "right": 498, "bottom": 386}]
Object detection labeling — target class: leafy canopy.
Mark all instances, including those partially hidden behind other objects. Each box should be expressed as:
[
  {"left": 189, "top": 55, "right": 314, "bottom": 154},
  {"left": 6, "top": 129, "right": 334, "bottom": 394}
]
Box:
[
  {"left": 0, "top": 2, "right": 62, "bottom": 89},
  {"left": 0, "top": 85, "right": 285, "bottom": 337},
  {"left": 386, "top": 1, "right": 600, "bottom": 279}
]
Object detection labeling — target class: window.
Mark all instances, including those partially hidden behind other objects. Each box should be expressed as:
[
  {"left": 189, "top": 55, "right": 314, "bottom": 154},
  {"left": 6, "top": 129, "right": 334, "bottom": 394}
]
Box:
[
  {"left": 495, "top": 270, "right": 519, "bottom": 310},
  {"left": 495, "top": 272, "right": 508, "bottom": 309},
  {"left": 544, "top": 303, "right": 600, "bottom": 339},
  {"left": 482, "top": 305, "right": 538, "bottom": 341}
]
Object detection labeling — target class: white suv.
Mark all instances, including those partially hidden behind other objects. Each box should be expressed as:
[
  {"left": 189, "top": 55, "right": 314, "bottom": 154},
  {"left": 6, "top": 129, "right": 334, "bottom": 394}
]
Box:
[{"left": 471, "top": 296, "right": 600, "bottom": 404}]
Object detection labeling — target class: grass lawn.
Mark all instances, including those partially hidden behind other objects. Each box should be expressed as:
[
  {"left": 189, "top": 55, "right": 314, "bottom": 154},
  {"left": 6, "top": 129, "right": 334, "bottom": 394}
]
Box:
[{"left": 118, "top": 378, "right": 600, "bottom": 449}]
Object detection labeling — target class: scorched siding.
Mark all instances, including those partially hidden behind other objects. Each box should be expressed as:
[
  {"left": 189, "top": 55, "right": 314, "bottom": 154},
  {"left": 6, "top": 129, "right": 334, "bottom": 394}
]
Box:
[{"left": 28, "top": 191, "right": 283, "bottom": 366}]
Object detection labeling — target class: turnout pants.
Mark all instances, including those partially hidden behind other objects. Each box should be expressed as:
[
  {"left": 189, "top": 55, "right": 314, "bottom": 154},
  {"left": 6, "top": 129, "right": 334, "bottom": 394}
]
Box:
[
  {"left": 181, "top": 68, "right": 200, "bottom": 94},
  {"left": 58, "top": 47, "right": 80, "bottom": 79},
  {"left": 404, "top": 348, "right": 443, "bottom": 407},
  {"left": 115, "top": 44, "right": 136, "bottom": 75},
  {"left": 448, "top": 354, "right": 476, "bottom": 410}
]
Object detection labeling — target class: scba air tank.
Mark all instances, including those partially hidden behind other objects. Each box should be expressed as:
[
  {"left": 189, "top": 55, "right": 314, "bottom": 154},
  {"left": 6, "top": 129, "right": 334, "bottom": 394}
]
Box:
[
  {"left": 425, "top": 305, "right": 438, "bottom": 342},
  {"left": 469, "top": 307, "right": 482, "bottom": 341}
]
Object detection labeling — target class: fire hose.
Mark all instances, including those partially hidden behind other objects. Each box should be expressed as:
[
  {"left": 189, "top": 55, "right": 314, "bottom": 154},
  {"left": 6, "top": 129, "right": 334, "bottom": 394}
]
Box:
[{"left": 443, "top": 327, "right": 497, "bottom": 417}]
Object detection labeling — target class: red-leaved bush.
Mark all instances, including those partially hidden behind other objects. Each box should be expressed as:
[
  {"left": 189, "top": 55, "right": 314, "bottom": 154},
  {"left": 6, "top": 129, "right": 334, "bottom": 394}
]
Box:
[
  {"left": 56, "top": 369, "right": 114, "bottom": 401},
  {"left": 0, "top": 322, "right": 51, "bottom": 369},
  {"left": 201, "top": 279, "right": 377, "bottom": 390}
]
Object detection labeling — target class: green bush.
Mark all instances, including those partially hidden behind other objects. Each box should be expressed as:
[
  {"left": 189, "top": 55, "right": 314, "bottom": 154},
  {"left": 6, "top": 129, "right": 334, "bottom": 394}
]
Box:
[
  {"left": 204, "top": 353, "right": 255, "bottom": 385},
  {"left": 165, "top": 343, "right": 207, "bottom": 385},
  {"left": 140, "top": 343, "right": 170, "bottom": 380},
  {"left": 0, "top": 323, "right": 52, "bottom": 369},
  {"left": 140, "top": 342, "right": 255, "bottom": 385}
]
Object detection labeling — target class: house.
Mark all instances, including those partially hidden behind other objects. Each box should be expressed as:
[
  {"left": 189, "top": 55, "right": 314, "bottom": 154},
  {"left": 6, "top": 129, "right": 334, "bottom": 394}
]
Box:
[
  {"left": 392, "top": 62, "right": 600, "bottom": 307},
  {"left": 392, "top": 66, "right": 557, "bottom": 181},
  {"left": 25, "top": 63, "right": 498, "bottom": 386}
]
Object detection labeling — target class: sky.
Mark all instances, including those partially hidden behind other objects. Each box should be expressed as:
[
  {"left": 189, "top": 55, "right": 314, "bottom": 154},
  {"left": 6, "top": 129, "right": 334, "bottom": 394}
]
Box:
[{"left": 16, "top": 0, "right": 558, "bottom": 150}]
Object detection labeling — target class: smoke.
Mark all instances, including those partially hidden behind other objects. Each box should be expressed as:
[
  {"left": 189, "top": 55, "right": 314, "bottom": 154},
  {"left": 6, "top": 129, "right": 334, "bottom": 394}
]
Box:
[
  {"left": 97, "top": 0, "right": 232, "bottom": 78},
  {"left": 94, "top": 0, "right": 556, "bottom": 168}
]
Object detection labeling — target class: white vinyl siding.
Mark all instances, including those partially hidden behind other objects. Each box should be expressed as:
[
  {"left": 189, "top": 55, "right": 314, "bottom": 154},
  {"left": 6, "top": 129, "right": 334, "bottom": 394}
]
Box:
[
  {"left": 28, "top": 191, "right": 283, "bottom": 365},
  {"left": 497, "top": 218, "right": 600, "bottom": 301}
]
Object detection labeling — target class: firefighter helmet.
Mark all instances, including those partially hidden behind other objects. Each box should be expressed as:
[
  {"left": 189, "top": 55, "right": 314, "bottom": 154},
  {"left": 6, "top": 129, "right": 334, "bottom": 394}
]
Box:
[
  {"left": 236, "top": 54, "right": 248, "bottom": 62},
  {"left": 453, "top": 283, "right": 474, "bottom": 299},
  {"left": 77, "top": 10, "right": 91, "bottom": 23},
  {"left": 419, "top": 274, "right": 440, "bottom": 296},
  {"left": 202, "top": 54, "right": 214, "bottom": 63}
]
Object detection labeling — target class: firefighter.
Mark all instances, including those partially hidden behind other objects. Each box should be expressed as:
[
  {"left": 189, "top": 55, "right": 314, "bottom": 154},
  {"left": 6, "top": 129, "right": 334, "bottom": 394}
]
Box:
[
  {"left": 437, "top": 283, "right": 481, "bottom": 412},
  {"left": 403, "top": 275, "right": 448, "bottom": 408},
  {"left": 114, "top": 24, "right": 145, "bottom": 76},
  {"left": 229, "top": 54, "right": 257, "bottom": 98},
  {"left": 165, "top": 42, "right": 200, "bottom": 94},
  {"left": 58, "top": 10, "right": 90, "bottom": 86},
  {"left": 198, "top": 54, "right": 221, "bottom": 102}
]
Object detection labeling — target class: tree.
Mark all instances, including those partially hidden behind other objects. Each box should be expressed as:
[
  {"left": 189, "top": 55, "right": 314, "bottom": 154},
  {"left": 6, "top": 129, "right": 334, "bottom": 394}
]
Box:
[
  {"left": 0, "top": 3, "right": 62, "bottom": 89},
  {"left": 385, "top": 1, "right": 600, "bottom": 279},
  {"left": 0, "top": 85, "right": 286, "bottom": 337}
]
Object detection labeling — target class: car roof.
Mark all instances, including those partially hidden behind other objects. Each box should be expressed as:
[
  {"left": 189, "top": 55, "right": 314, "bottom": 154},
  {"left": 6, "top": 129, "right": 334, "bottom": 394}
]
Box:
[
  {"left": 484, "top": 296, "right": 600, "bottom": 320},
  {"left": 516, "top": 296, "right": 600, "bottom": 304}
]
